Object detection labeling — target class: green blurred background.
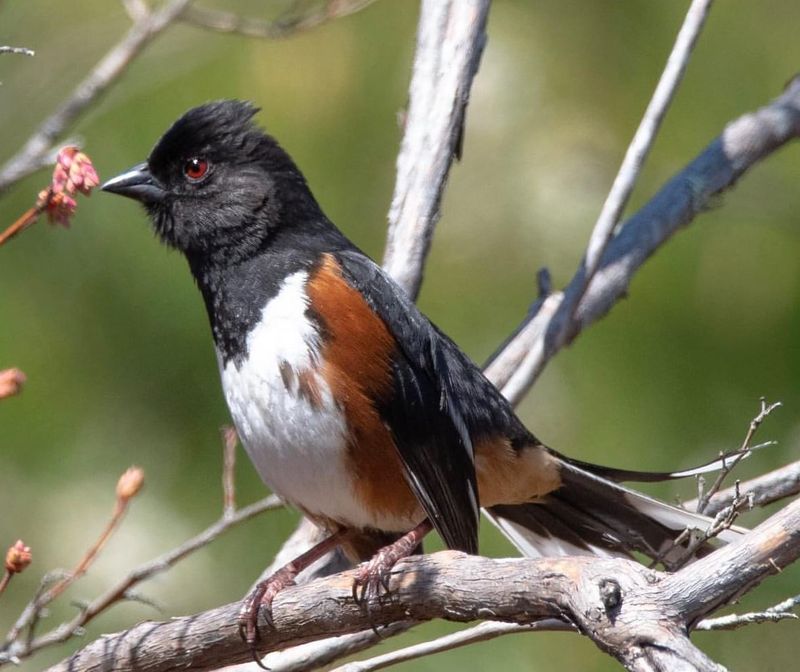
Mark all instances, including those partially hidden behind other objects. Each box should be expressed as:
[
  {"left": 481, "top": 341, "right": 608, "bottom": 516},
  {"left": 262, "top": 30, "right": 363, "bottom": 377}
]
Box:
[{"left": 1, "top": 1, "right": 799, "bottom": 669}]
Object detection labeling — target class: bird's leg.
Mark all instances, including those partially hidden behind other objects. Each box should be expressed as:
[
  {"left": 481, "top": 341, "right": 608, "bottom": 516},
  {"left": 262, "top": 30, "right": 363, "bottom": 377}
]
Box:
[
  {"left": 352, "top": 519, "right": 433, "bottom": 607},
  {"left": 239, "top": 529, "right": 348, "bottom": 655}
]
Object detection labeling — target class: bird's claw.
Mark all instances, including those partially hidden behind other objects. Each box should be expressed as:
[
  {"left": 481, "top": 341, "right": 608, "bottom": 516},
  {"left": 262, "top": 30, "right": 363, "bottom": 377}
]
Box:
[{"left": 237, "top": 568, "right": 297, "bottom": 667}]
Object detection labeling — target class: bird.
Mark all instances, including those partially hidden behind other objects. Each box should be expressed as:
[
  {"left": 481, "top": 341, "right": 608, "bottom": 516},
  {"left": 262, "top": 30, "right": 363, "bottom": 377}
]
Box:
[{"left": 102, "top": 100, "right": 743, "bottom": 653}]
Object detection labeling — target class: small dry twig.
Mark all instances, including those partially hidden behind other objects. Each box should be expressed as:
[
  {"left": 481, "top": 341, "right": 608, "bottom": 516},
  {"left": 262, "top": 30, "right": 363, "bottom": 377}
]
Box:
[
  {"left": 43, "top": 467, "right": 145, "bottom": 604},
  {"left": 696, "top": 594, "right": 800, "bottom": 631},
  {"left": 695, "top": 397, "right": 782, "bottom": 514},
  {"left": 669, "top": 486, "right": 752, "bottom": 570},
  {"left": 688, "top": 459, "right": 800, "bottom": 516}
]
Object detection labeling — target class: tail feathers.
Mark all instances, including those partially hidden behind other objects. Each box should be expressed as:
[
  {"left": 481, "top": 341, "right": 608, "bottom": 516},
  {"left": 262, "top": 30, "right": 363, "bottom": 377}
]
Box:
[
  {"left": 487, "top": 460, "right": 746, "bottom": 569},
  {"left": 562, "top": 447, "right": 753, "bottom": 483}
]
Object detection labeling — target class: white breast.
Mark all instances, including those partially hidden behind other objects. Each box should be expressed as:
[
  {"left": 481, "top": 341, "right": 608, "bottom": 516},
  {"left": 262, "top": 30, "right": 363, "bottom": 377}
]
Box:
[{"left": 218, "top": 270, "right": 374, "bottom": 528}]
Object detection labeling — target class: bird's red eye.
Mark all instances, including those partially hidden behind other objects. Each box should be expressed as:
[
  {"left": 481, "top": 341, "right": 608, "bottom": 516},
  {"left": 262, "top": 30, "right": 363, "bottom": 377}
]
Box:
[{"left": 184, "top": 157, "right": 209, "bottom": 181}]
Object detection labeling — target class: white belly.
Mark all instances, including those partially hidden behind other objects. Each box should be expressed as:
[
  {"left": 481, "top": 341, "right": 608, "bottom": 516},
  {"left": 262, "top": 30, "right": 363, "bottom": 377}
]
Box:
[{"left": 218, "top": 270, "right": 375, "bottom": 528}]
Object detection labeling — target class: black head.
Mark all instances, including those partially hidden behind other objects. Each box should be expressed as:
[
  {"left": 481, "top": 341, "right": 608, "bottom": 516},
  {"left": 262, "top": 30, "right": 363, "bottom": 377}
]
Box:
[{"left": 102, "top": 100, "right": 321, "bottom": 265}]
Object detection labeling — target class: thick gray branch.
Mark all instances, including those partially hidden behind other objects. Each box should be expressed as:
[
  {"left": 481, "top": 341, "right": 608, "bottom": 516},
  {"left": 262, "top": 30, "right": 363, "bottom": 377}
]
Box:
[
  {"left": 381, "top": 0, "right": 490, "bottom": 298},
  {"left": 48, "top": 498, "right": 800, "bottom": 672}
]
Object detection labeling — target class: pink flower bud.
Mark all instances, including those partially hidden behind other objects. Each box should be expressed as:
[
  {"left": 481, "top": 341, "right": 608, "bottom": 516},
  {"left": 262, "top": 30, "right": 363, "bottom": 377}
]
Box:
[
  {"left": 116, "top": 466, "right": 145, "bottom": 501},
  {"left": 52, "top": 164, "right": 69, "bottom": 194},
  {"left": 0, "top": 368, "right": 26, "bottom": 399},
  {"left": 45, "top": 192, "right": 78, "bottom": 227},
  {"left": 5, "top": 540, "right": 32, "bottom": 574},
  {"left": 56, "top": 146, "right": 78, "bottom": 171}
]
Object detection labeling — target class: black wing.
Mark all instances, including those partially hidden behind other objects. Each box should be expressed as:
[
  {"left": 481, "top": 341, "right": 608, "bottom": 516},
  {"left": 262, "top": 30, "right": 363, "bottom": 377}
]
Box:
[{"left": 337, "top": 250, "right": 480, "bottom": 554}]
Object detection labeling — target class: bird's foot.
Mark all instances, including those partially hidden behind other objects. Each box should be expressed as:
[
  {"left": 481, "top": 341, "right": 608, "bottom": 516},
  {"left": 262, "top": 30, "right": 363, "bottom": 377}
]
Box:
[
  {"left": 351, "top": 544, "right": 403, "bottom": 607},
  {"left": 238, "top": 566, "right": 298, "bottom": 668},
  {"left": 236, "top": 529, "right": 348, "bottom": 667},
  {"left": 351, "top": 520, "right": 433, "bottom": 611}
]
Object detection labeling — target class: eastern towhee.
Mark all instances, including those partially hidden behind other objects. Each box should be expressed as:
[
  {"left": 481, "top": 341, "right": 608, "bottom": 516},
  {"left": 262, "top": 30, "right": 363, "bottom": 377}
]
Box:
[{"left": 102, "top": 101, "right": 742, "bottom": 652}]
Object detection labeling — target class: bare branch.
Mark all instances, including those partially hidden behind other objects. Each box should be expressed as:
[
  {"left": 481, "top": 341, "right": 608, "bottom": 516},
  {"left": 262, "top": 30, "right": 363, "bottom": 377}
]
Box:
[
  {"left": 488, "top": 75, "right": 800, "bottom": 403},
  {"left": 548, "top": 0, "right": 714, "bottom": 355},
  {"left": 0, "top": 0, "right": 193, "bottom": 194},
  {"left": 181, "top": 1, "right": 377, "bottom": 40},
  {"left": 47, "top": 498, "right": 800, "bottom": 672},
  {"left": 381, "top": 0, "right": 490, "bottom": 297}
]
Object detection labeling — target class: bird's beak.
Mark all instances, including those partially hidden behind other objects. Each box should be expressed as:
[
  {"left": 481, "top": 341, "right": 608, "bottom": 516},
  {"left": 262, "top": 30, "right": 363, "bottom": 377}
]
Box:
[{"left": 101, "top": 163, "right": 166, "bottom": 204}]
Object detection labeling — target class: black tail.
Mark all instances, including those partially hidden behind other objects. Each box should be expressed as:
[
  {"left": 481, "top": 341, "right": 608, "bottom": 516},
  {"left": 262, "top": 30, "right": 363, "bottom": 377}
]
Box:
[{"left": 486, "top": 456, "right": 746, "bottom": 569}]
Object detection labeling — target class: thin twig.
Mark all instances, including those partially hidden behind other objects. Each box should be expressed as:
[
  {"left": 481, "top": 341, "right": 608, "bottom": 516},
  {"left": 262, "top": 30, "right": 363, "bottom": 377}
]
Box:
[
  {"left": 0, "top": 205, "right": 42, "bottom": 246},
  {"left": 0, "top": 495, "right": 282, "bottom": 664},
  {"left": 696, "top": 594, "right": 800, "bottom": 631},
  {"left": 180, "top": 0, "right": 377, "bottom": 40},
  {"left": 331, "top": 620, "right": 571, "bottom": 672},
  {"left": 0, "top": 0, "right": 194, "bottom": 194},
  {"left": 695, "top": 398, "right": 782, "bottom": 513},
  {"left": 0, "top": 573, "right": 11, "bottom": 597},
  {"left": 669, "top": 488, "right": 752, "bottom": 570},
  {"left": 0, "top": 46, "right": 35, "bottom": 57},
  {"left": 41, "top": 495, "right": 132, "bottom": 604}
]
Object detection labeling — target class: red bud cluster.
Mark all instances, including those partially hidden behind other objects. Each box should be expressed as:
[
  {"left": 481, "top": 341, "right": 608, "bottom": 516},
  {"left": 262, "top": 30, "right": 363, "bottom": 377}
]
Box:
[{"left": 37, "top": 147, "right": 100, "bottom": 227}]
